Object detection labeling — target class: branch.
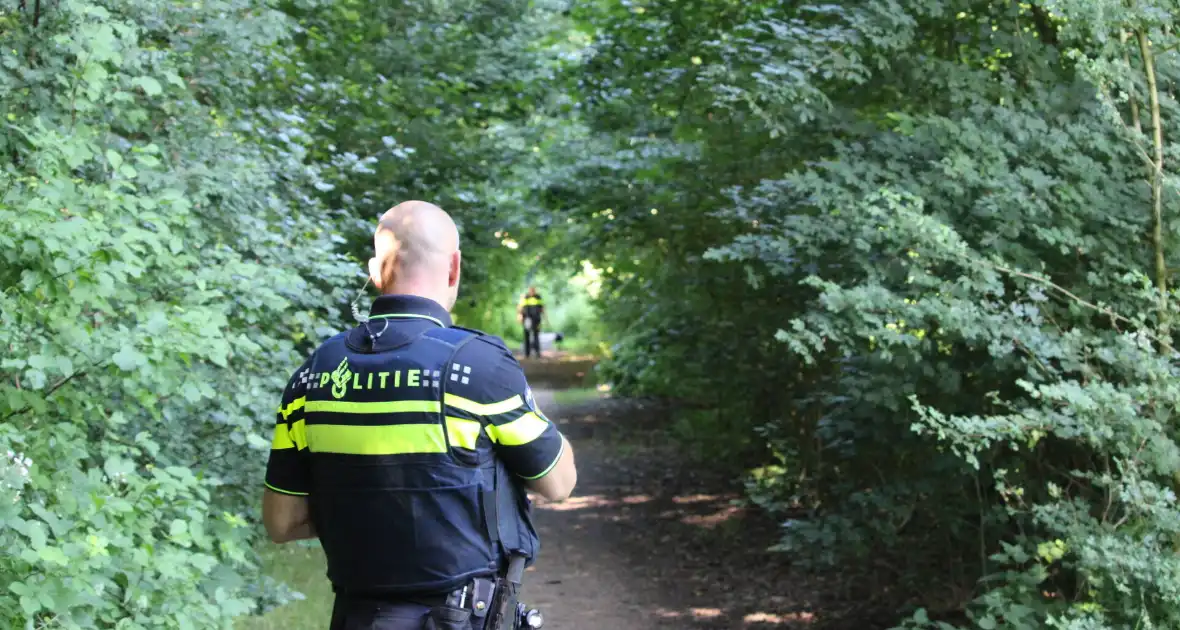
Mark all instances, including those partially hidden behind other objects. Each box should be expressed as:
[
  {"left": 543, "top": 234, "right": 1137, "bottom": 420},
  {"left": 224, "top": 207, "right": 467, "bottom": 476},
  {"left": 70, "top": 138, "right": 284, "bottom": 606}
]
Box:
[
  {"left": 2, "top": 355, "right": 107, "bottom": 422},
  {"left": 969, "top": 254, "right": 1172, "bottom": 349},
  {"left": 1136, "top": 28, "right": 1169, "bottom": 344}
]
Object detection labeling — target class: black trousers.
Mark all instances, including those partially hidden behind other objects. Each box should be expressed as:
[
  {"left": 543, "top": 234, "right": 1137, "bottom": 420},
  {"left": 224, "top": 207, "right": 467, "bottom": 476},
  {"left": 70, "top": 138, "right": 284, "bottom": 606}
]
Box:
[
  {"left": 329, "top": 595, "right": 484, "bottom": 630},
  {"left": 522, "top": 319, "right": 541, "bottom": 358}
]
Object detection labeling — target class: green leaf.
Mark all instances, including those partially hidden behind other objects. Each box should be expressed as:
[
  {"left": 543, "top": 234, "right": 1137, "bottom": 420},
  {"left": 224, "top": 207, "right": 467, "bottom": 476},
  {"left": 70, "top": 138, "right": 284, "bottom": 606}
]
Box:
[
  {"left": 111, "top": 347, "right": 143, "bottom": 371},
  {"left": 145, "top": 311, "right": 169, "bottom": 335},
  {"left": 24, "top": 368, "right": 47, "bottom": 390},
  {"left": 245, "top": 432, "right": 270, "bottom": 450},
  {"left": 207, "top": 341, "right": 229, "bottom": 368},
  {"left": 30, "top": 503, "right": 69, "bottom": 537},
  {"left": 36, "top": 589, "right": 55, "bottom": 611},
  {"left": 105, "top": 149, "right": 123, "bottom": 171},
  {"left": 132, "top": 76, "right": 163, "bottom": 97},
  {"left": 103, "top": 457, "right": 135, "bottom": 480},
  {"left": 63, "top": 140, "right": 95, "bottom": 168},
  {"left": 27, "top": 521, "right": 48, "bottom": 550},
  {"left": 4, "top": 394, "right": 27, "bottom": 424},
  {"left": 19, "top": 595, "right": 39, "bottom": 615},
  {"left": 181, "top": 381, "right": 203, "bottom": 403},
  {"left": 38, "top": 545, "right": 69, "bottom": 566}
]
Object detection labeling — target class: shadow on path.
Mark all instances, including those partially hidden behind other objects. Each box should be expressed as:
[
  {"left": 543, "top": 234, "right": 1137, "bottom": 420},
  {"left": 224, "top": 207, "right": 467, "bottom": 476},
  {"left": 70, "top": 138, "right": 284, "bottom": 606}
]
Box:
[{"left": 520, "top": 387, "right": 833, "bottom": 630}]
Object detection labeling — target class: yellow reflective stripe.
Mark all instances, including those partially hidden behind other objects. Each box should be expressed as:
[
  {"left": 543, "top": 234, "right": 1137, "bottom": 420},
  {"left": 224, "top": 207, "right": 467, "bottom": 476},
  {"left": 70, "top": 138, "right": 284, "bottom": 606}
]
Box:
[
  {"left": 486, "top": 412, "right": 548, "bottom": 446},
  {"left": 305, "top": 400, "right": 440, "bottom": 414},
  {"left": 264, "top": 482, "right": 308, "bottom": 497},
  {"left": 305, "top": 423, "right": 446, "bottom": 455},
  {"left": 444, "top": 394, "right": 523, "bottom": 417},
  {"left": 301, "top": 420, "right": 483, "bottom": 453},
  {"left": 271, "top": 423, "right": 295, "bottom": 450},
  {"left": 446, "top": 417, "right": 483, "bottom": 450},
  {"left": 290, "top": 419, "right": 308, "bottom": 450},
  {"left": 279, "top": 396, "right": 306, "bottom": 420}
]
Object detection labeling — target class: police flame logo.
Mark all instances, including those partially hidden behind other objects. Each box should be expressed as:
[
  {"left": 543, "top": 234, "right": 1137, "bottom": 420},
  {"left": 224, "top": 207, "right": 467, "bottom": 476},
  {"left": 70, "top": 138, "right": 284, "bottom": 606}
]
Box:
[{"left": 330, "top": 357, "right": 352, "bottom": 399}]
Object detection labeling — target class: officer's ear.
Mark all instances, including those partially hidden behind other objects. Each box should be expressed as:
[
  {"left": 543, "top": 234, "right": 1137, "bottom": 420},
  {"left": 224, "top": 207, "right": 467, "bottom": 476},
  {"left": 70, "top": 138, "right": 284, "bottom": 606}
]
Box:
[
  {"left": 448, "top": 250, "right": 461, "bottom": 287},
  {"left": 368, "top": 256, "right": 384, "bottom": 291}
]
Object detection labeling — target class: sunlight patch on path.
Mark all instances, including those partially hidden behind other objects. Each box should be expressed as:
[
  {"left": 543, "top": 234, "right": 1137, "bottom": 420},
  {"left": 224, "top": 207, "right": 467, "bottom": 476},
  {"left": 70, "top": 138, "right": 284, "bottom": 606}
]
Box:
[
  {"left": 680, "top": 505, "right": 746, "bottom": 529},
  {"left": 743, "top": 611, "right": 816, "bottom": 625},
  {"left": 534, "top": 493, "right": 657, "bottom": 512},
  {"left": 672, "top": 493, "right": 725, "bottom": 504}
]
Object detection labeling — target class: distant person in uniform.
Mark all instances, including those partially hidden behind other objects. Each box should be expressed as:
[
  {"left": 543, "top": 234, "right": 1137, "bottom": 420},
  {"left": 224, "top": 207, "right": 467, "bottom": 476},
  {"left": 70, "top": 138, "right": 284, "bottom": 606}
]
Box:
[
  {"left": 261, "top": 201, "right": 577, "bottom": 630},
  {"left": 516, "top": 287, "right": 546, "bottom": 359}
]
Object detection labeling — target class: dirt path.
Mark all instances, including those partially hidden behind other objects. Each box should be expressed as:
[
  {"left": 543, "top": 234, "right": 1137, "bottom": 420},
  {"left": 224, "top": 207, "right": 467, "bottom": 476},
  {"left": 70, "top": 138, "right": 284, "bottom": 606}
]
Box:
[
  {"left": 517, "top": 385, "right": 821, "bottom": 630},
  {"left": 519, "top": 388, "right": 658, "bottom": 629}
]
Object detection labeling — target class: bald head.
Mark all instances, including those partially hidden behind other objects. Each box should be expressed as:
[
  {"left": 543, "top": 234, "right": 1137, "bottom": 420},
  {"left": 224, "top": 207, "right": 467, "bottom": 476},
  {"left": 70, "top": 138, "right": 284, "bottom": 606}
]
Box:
[{"left": 368, "top": 200, "right": 463, "bottom": 310}]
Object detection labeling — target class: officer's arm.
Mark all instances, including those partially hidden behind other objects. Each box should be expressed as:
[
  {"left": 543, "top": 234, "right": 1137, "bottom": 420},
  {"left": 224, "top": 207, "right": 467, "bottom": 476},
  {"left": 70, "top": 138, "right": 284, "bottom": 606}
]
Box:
[
  {"left": 262, "top": 490, "right": 316, "bottom": 543},
  {"left": 524, "top": 433, "right": 576, "bottom": 501},
  {"left": 262, "top": 361, "right": 317, "bottom": 543},
  {"left": 477, "top": 347, "right": 578, "bottom": 502}
]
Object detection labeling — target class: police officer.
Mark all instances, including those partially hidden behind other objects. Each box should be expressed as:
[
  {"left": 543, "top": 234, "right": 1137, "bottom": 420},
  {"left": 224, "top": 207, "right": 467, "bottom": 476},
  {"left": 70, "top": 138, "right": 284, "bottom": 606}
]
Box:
[
  {"left": 516, "top": 288, "right": 545, "bottom": 359},
  {"left": 261, "top": 200, "right": 578, "bottom": 630}
]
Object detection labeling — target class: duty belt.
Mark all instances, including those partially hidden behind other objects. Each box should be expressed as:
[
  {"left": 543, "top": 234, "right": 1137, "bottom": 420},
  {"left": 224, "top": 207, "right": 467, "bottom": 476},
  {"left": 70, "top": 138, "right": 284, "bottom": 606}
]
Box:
[{"left": 424, "top": 555, "right": 543, "bottom": 630}]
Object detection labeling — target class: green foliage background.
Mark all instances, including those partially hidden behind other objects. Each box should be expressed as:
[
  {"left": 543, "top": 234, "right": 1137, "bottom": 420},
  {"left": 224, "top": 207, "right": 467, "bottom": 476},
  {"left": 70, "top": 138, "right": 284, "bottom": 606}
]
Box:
[
  {"left": 550, "top": 1, "right": 1180, "bottom": 628},
  {"left": 5, "top": 0, "right": 1180, "bottom": 628},
  {"left": 0, "top": 0, "right": 567, "bottom": 626}
]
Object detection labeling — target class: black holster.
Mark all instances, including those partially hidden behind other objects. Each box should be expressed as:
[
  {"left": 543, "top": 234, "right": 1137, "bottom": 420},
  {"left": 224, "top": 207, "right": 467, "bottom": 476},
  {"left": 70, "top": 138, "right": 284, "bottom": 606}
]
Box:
[
  {"left": 423, "top": 606, "right": 472, "bottom": 630},
  {"left": 485, "top": 579, "right": 518, "bottom": 630},
  {"left": 486, "top": 553, "right": 530, "bottom": 630},
  {"left": 423, "top": 575, "right": 497, "bottom": 630}
]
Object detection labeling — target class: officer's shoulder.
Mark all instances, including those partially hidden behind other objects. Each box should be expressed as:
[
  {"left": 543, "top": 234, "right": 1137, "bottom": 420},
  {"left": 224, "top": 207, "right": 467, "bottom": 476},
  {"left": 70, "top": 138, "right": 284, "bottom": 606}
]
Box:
[
  {"left": 428, "top": 326, "right": 513, "bottom": 359},
  {"left": 287, "top": 329, "right": 349, "bottom": 364},
  {"left": 313, "top": 329, "right": 352, "bottom": 353},
  {"left": 293, "top": 329, "right": 351, "bottom": 368}
]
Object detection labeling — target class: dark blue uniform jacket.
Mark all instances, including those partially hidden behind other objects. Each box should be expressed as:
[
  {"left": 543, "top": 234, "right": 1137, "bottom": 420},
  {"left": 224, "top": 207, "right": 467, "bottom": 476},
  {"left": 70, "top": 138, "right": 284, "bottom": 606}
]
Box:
[{"left": 264, "top": 295, "right": 564, "bottom": 596}]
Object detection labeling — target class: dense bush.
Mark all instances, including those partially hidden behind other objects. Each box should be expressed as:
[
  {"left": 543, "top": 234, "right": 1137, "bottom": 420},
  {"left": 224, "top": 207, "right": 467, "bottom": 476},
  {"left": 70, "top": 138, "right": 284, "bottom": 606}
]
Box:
[
  {"left": 0, "top": 0, "right": 565, "bottom": 626},
  {"left": 0, "top": 0, "right": 356, "bottom": 625},
  {"left": 549, "top": 0, "right": 1180, "bottom": 626}
]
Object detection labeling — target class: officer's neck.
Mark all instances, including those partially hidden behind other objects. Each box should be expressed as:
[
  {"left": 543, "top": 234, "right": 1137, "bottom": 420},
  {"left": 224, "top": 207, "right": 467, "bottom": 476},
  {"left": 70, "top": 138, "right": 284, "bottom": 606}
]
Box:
[{"left": 380, "top": 281, "right": 452, "bottom": 312}]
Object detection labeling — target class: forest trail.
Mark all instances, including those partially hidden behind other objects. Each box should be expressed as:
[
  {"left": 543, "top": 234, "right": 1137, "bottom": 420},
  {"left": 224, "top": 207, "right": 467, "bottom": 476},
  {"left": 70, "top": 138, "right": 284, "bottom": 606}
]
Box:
[{"left": 516, "top": 358, "right": 822, "bottom": 630}]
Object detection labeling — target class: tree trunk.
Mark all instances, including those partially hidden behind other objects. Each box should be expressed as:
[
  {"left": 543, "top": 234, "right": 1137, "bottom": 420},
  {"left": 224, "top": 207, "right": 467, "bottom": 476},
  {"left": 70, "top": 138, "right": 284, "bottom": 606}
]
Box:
[{"left": 1136, "top": 29, "right": 1168, "bottom": 343}]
